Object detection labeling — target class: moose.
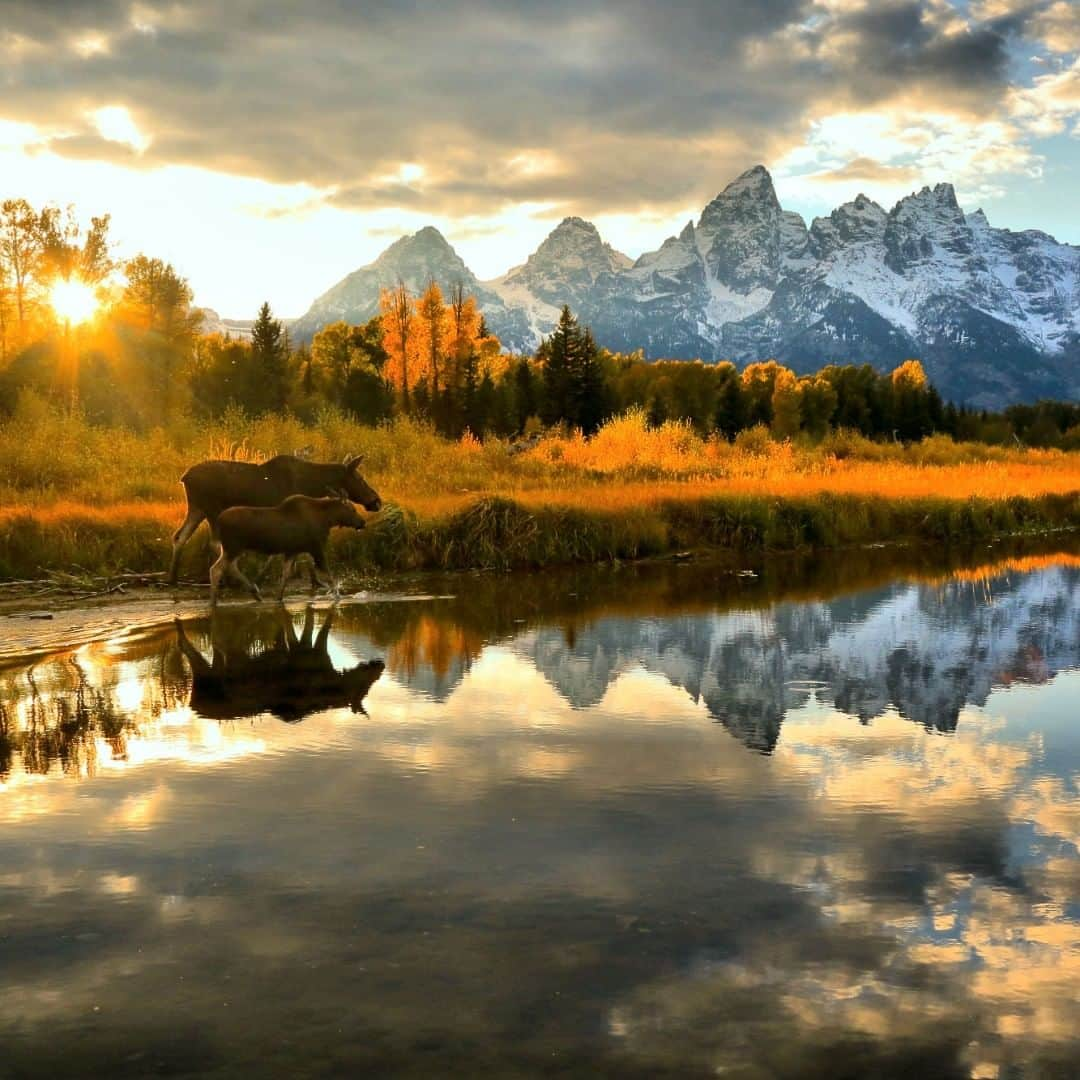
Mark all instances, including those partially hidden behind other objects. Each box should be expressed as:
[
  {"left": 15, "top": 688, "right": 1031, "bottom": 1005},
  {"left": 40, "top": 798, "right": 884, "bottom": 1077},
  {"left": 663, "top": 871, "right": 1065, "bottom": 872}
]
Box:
[
  {"left": 210, "top": 494, "right": 367, "bottom": 605},
  {"left": 168, "top": 453, "right": 382, "bottom": 586},
  {"left": 175, "top": 606, "right": 385, "bottom": 722}
]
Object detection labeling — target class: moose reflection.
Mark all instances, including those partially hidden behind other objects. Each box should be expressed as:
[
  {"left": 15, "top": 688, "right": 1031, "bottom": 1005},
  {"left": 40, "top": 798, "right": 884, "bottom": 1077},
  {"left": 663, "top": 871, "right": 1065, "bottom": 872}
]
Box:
[{"left": 175, "top": 605, "right": 384, "bottom": 722}]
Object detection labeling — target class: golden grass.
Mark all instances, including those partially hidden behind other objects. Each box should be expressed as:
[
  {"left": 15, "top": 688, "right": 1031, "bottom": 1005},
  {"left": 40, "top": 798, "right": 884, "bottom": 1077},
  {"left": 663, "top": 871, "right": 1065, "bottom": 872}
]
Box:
[{"left": 2, "top": 401, "right": 1080, "bottom": 579}]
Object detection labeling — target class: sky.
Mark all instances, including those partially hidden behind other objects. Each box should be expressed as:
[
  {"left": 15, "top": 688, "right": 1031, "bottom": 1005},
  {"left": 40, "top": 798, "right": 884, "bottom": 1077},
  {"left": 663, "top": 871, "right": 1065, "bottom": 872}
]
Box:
[{"left": 1, "top": 0, "right": 1078, "bottom": 318}]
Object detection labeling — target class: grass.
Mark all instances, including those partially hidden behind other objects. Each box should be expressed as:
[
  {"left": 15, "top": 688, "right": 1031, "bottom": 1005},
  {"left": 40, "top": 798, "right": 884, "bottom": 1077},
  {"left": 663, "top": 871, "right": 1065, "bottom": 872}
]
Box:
[{"left": 2, "top": 396, "right": 1080, "bottom": 580}]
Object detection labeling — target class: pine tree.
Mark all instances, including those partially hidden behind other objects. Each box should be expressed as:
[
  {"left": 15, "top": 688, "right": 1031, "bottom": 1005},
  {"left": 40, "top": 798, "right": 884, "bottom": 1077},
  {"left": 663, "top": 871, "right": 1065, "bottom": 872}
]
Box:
[
  {"left": 574, "top": 328, "right": 609, "bottom": 435},
  {"left": 513, "top": 358, "right": 537, "bottom": 432},
  {"left": 714, "top": 372, "right": 745, "bottom": 438},
  {"left": 250, "top": 301, "right": 288, "bottom": 412},
  {"left": 474, "top": 372, "right": 497, "bottom": 437},
  {"left": 458, "top": 348, "right": 479, "bottom": 434},
  {"left": 542, "top": 305, "right": 579, "bottom": 426},
  {"left": 647, "top": 393, "right": 668, "bottom": 428}
]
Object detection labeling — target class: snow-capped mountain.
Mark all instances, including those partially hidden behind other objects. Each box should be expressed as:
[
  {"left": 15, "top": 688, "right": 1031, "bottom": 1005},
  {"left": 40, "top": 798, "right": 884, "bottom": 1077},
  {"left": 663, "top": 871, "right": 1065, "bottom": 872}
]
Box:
[
  {"left": 289, "top": 226, "right": 531, "bottom": 346},
  {"left": 325, "top": 564, "right": 1080, "bottom": 754},
  {"left": 511, "top": 564, "right": 1080, "bottom": 753},
  {"left": 291, "top": 166, "right": 1080, "bottom": 407}
]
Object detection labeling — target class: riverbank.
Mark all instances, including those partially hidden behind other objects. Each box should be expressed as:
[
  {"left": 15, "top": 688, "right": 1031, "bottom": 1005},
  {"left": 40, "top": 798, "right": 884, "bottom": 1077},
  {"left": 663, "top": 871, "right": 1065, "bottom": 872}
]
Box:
[
  {"left": 1, "top": 487, "right": 1079, "bottom": 582},
  {"left": 3, "top": 406, "right": 1080, "bottom": 580},
  {"left": 4, "top": 532, "right": 1080, "bottom": 669}
]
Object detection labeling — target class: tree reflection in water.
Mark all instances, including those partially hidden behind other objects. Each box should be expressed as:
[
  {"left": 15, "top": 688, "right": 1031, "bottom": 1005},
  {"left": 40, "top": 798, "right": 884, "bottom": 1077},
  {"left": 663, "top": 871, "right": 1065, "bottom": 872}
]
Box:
[{"left": 0, "top": 652, "right": 142, "bottom": 780}]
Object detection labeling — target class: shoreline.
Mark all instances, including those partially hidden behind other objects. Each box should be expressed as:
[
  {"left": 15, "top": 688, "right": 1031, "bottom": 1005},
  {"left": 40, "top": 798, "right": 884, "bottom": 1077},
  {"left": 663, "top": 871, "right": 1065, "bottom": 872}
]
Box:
[
  {"left": 3, "top": 527, "right": 1079, "bottom": 671},
  {"left": 2, "top": 489, "right": 1080, "bottom": 582}
]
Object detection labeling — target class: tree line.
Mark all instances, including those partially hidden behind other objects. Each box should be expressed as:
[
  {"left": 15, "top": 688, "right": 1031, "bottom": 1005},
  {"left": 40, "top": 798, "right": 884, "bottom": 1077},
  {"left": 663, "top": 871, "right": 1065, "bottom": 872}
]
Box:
[{"left": 3, "top": 197, "right": 1080, "bottom": 448}]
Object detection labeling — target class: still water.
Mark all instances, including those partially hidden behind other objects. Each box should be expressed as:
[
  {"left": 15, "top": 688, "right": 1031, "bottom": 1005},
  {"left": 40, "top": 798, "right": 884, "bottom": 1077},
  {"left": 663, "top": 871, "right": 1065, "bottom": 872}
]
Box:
[{"left": 1, "top": 550, "right": 1079, "bottom": 1078}]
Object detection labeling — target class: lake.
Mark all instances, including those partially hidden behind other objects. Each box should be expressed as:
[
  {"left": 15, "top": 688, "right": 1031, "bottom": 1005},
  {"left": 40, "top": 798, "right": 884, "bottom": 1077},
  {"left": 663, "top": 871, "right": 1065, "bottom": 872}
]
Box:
[{"left": 2, "top": 548, "right": 1079, "bottom": 1077}]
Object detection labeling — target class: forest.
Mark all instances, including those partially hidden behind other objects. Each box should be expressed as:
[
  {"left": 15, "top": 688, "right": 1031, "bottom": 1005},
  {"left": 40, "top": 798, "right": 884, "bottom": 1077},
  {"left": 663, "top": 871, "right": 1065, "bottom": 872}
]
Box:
[
  {"left": 4, "top": 197, "right": 1080, "bottom": 581},
  {"left": 3, "top": 197, "right": 1080, "bottom": 449}
]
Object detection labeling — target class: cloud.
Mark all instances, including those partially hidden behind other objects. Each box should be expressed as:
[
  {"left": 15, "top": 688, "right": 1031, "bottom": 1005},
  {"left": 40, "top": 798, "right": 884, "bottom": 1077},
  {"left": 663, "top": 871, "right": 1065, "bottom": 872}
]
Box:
[
  {"left": 813, "top": 156, "right": 922, "bottom": 184},
  {"left": 0, "top": 0, "right": 1053, "bottom": 220},
  {"left": 1010, "top": 56, "right": 1080, "bottom": 136}
]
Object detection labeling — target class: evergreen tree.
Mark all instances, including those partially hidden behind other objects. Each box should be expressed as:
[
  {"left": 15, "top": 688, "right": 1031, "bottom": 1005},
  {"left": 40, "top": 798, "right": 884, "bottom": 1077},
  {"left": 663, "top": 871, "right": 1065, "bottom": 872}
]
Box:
[
  {"left": 714, "top": 371, "right": 746, "bottom": 438},
  {"left": 513, "top": 358, "right": 537, "bottom": 432},
  {"left": 249, "top": 301, "right": 288, "bottom": 412},
  {"left": 458, "top": 348, "right": 479, "bottom": 433},
  {"left": 474, "top": 372, "right": 497, "bottom": 437},
  {"left": 541, "top": 305, "right": 580, "bottom": 426},
  {"left": 574, "top": 328, "right": 609, "bottom": 435}
]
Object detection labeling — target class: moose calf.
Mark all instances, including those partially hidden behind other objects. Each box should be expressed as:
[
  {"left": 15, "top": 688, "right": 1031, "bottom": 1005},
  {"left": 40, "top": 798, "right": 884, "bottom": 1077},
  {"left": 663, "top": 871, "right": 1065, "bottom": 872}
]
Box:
[{"left": 210, "top": 494, "right": 366, "bottom": 606}]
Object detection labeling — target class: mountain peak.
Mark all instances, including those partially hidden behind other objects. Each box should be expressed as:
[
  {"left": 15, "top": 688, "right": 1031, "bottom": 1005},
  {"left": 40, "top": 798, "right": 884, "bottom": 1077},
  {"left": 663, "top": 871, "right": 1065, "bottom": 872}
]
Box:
[
  {"left": 501, "top": 215, "right": 630, "bottom": 300},
  {"left": 711, "top": 164, "right": 778, "bottom": 204},
  {"left": 380, "top": 224, "right": 453, "bottom": 254},
  {"left": 895, "top": 182, "right": 960, "bottom": 215},
  {"left": 552, "top": 215, "right": 600, "bottom": 234}
]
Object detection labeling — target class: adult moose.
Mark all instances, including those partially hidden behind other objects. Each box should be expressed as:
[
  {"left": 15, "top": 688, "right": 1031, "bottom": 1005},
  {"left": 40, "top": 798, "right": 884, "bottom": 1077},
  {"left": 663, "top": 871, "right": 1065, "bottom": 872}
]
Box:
[
  {"left": 168, "top": 453, "right": 382, "bottom": 585},
  {"left": 175, "top": 606, "right": 385, "bottom": 722}
]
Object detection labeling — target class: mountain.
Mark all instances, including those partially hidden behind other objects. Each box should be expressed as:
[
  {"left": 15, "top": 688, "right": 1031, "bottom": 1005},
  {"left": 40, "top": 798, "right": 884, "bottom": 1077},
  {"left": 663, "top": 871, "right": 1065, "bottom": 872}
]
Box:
[
  {"left": 511, "top": 564, "right": 1080, "bottom": 753},
  {"left": 291, "top": 167, "right": 1080, "bottom": 407},
  {"left": 289, "top": 226, "right": 531, "bottom": 346}
]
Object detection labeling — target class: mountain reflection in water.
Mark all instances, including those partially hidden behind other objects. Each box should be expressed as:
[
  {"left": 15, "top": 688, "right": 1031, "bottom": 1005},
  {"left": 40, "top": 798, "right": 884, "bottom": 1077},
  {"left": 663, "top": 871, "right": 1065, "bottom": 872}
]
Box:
[{"left": 0, "top": 548, "right": 1078, "bottom": 1077}]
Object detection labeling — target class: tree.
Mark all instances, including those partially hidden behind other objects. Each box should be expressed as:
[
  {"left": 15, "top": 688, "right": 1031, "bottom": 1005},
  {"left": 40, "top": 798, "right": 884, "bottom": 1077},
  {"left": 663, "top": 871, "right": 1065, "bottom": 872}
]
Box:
[
  {"left": 380, "top": 280, "right": 416, "bottom": 409},
  {"left": 798, "top": 373, "right": 838, "bottom": 438},
  {"left": 311, "top": 317, "right": 390, "bottom": 420},
  {"left": 120, "top": 255, "right": 201, "bottom": 341},
  {"left": 118, "top": 255, "right": 202, "bottom": 420},
  {"left": 249, "top": 301, "right": 288, "bottom": 412},
  {"left": 416, "top": 279, "right": 448, "bottom": 394},
  {"left": 573, "top": 328, "right": 610, "bottom": 435},
  {"left": 38, "top": 205, "right": 112, "bottom": 286},
  {"left": 771, "top": 368, "right": 802, "bottom": 438},
  {"left": 741, "top": 360, "right": 787, "bottom": 427},
  {"left": 890, "top": 359, "right": 931, "bottom": 441},
  {"left": 513, "top": 358, "right": 538, "bottom": 432},
  {"left": 446, "top": 280, "right": 482, "bottom": 394},
  {"left": 714, "top": 363, "right": 745, "bottom": 438},
  {"left": 541, "top": 305, "right": 580, "bottom": 426},
  {"left": 0, "top": 199, "right": 42, "bottom": 334}
]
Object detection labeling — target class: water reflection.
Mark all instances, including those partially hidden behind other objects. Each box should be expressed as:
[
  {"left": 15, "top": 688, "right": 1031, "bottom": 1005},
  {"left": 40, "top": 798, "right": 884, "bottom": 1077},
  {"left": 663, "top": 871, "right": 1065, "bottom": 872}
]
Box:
[
  {"left": 177, "top": 606, "right": 384, "bottom": 722},
  {"left": 0, "top": 545, "right": 1078, "bottom": 1076}
]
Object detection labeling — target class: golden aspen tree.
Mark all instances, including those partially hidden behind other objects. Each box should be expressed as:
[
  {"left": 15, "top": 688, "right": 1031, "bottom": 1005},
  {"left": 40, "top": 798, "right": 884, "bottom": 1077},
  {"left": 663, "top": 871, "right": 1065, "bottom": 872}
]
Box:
[
  {"left": 379, "top": 280, "right": 417, "bottom": 408},
  {"left": 416, "top": 279, "right": 449, "bottom": 393}
]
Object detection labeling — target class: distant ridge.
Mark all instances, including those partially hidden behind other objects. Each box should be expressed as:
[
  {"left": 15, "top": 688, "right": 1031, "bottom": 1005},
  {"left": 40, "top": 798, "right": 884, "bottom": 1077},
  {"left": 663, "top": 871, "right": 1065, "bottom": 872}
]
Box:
[{"left": 290, "top": 166, "right": 1080, "bottom": 408}]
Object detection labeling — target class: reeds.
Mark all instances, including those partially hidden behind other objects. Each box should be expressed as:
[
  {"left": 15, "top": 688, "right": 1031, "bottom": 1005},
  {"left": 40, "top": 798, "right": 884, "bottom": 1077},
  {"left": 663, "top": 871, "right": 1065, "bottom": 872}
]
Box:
[{"left": 2, "top": 398, "right": 1080, "bottom": 580}]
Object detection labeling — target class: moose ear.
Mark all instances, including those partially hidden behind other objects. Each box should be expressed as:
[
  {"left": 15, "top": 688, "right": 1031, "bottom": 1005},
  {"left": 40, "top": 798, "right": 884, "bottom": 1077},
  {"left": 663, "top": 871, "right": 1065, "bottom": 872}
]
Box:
[{"left": 345, "top": 453, "right": 364, "bottom": 472}]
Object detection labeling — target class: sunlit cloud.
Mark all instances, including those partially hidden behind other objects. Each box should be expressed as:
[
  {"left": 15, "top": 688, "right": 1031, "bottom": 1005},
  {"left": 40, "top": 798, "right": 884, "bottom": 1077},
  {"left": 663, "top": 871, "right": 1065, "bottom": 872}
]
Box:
[
  {"left": 0, "top": 0, "right": 1075, "bottom": 311},
  {"left": 91, "top": 105, "right": 150, "bottom": 152}
]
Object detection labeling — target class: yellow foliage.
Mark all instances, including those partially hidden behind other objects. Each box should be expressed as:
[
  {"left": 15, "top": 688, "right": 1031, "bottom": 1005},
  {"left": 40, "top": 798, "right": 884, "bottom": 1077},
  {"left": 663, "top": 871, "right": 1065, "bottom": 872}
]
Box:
[{"left": 892, "top": 358, "right": 928, "bottom": 389}]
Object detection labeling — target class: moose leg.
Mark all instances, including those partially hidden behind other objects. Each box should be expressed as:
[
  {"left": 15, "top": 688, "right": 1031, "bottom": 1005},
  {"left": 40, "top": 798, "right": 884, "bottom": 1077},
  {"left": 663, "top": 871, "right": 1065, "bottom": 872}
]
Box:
[
  {"left": 310, "top": 548, "right": 337, "bottom": 598},
  {"left": 255, "top": 554, "right": 280, "bottom": 588},
  {"left": 209, "top": 549, "right": 227, "bottom": 607},
  {"left": 227, "top": 559, "right": 262, "bottom": 602},
  {"left": 169, "top": 506, "right": 206, "bottom": 585},
  {"left": 277, "top": 557, "right": 296, "bottom": 602}
]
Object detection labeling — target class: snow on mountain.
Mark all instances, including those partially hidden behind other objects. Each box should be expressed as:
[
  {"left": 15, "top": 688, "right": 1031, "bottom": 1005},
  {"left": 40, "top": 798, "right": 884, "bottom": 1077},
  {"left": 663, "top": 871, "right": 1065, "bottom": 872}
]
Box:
[
  {"left": 290, "top": 225, "right": 528, "bottom": 346},
  {"left": 291, "top": 166, "right": 1080, "bottom": 406},
  {"left": 507, "top": 566, "right": 1080, "bottom": 753}
]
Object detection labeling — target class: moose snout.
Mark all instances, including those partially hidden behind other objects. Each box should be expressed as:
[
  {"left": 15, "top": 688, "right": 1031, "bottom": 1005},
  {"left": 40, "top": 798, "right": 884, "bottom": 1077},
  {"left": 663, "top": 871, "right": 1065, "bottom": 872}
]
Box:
[{"left": 367, "top": 496, "right": 383, "bottom": 512}]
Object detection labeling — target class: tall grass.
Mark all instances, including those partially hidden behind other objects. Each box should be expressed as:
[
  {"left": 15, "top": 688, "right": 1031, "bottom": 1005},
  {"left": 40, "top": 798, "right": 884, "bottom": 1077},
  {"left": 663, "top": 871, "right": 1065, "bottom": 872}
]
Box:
[{"left": 2, "top": 397, "right": 1080, "bottom": 580}]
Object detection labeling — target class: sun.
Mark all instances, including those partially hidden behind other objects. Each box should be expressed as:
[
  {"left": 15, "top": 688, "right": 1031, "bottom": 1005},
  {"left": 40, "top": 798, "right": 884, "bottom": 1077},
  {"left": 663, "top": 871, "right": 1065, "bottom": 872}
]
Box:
[{"left": 51, "top": 279, "right": 99, "bottom": 324}]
